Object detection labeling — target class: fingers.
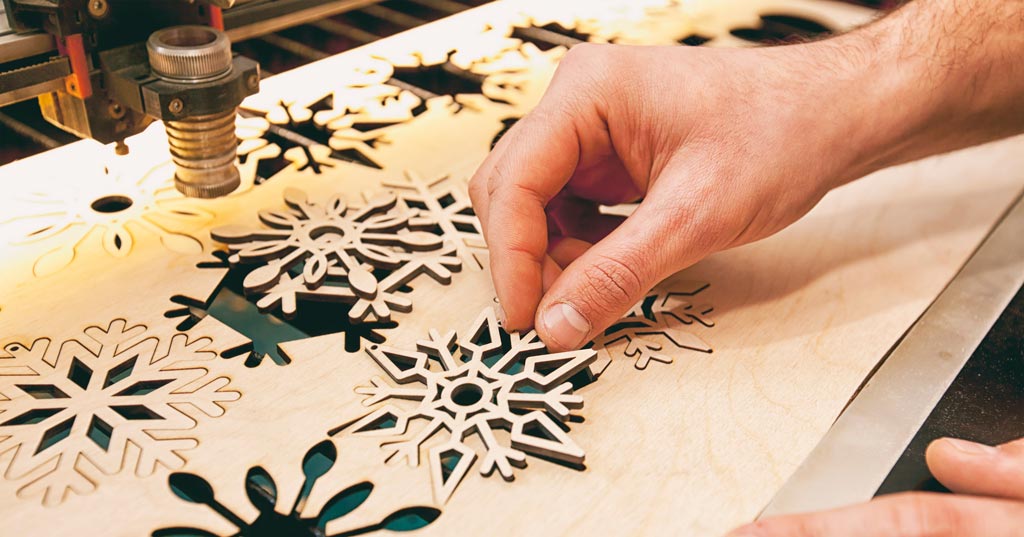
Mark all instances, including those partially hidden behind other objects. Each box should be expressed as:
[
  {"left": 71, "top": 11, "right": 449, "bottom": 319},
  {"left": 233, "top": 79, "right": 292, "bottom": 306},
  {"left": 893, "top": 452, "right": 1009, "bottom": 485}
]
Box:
[
  {"left": 469, "top": 44, "right": 618, "bottom": 332},
  {"left": 927, "top": 437, "right": 1024, "bottom": 501},
  {"left": 728, "top": 492, "right": 1024, "bottom": 537},
  {"left": 534, "top": 195, "right": 691, "bottom": 352},
  {"left": 547, "top": 194, "right": 626, "bottom": 244},
  {"left": 548, "top": 236, "right": 591, "bottom": 268},
  {"left": 479, "top": 107, "right": 581, "bottom": 331}
]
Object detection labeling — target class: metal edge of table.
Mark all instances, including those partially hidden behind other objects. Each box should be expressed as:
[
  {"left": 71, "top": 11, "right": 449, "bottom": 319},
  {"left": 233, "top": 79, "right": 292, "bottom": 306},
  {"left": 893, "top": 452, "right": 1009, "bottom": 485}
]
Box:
[{"left": 760, "top": 188, "right": 1024, "bottom": 517}]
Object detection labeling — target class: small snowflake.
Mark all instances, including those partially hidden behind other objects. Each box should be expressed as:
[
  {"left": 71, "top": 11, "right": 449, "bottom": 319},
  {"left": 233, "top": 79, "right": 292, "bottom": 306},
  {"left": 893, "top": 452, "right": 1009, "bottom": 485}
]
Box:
[
  {"left": 157, "top": 440, "right": 439, "bottom": 536},
  {"left": 383, "top": 172, "right": 485, "bottom": 269},
  {"left": 211, "top": 188, "right": 462, "bottom": 324},
  {"left": 242, "top": 95, "right": 388, "bottom": 179},
  {"left": 591, "top": 286, "right": 714, "bottom": 372},
  {"left": 342, "top": 308, "right": 595, "bottom": 503},
  {"left": 0, "top": 320, "right": 239, "bottom": 506}
]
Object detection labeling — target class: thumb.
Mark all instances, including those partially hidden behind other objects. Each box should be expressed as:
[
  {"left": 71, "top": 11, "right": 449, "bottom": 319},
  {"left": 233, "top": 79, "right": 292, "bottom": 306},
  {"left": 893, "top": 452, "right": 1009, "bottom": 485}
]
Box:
[
  {"left": 534, "top": 195, "right": 701, "bottom": 352},
  {"left": 926, "top": 436, "right": 1024, "bottom": 501}
]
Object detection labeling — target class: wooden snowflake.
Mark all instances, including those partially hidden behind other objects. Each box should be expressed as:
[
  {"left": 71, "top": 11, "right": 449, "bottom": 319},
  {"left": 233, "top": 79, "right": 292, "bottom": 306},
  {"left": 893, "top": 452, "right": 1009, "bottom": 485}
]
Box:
[
  {"left": 343, "top": 308, "right": 595, "bottom": 503},
  {"left": 212, "top": 188, "right": 463, "bottom": 324},
  {"left": 383, "top": 172, "right": 485, "bottom": 269},
  {"left": 591, "top": 287, "right": 715, "bottom": 372},
  {"left": 0, "top": 320, "right": 238, "bottom": 506}
]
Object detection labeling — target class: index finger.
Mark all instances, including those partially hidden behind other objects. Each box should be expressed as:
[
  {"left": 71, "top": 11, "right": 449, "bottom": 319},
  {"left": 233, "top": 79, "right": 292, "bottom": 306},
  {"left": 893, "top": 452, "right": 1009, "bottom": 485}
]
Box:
[{"left": 481, "top": 107, "right": 581, "bottom": 330}]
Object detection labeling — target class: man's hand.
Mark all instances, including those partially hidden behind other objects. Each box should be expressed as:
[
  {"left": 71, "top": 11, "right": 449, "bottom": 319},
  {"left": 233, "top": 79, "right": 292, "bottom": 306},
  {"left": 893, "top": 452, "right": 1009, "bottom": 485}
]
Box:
[
  {"left": 728, "top": 437, "right": 1024, "bottom": 536},
  {"left": 470, "top": 42, "right": 868, "bottom": 350},
  {"left": 469, "top": 0, "right": 1024, "bottom": 351}
]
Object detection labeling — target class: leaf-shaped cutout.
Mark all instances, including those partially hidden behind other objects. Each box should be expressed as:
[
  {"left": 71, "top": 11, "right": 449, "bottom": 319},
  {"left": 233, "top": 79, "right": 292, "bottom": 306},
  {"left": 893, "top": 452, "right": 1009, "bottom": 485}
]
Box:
[
  {"left": 168, "top": 473, "right": 215, "bottom": 504},
  {"left": 244, "top": 264, "right": 283, "bottom": 292},
  {"left": 152, "top": 528, "right": 219, "bottom": 537},
  {"left": 167, "top": 207, "right": 206, "bottom": 219},
  {"left": 160, "top": 232, "right": 202, "bottom": 254},
  {"left": 361, "top": 214, "right": 408, "bottom": 233},
  {"left": 245, "top": 466, "right": 277, "bottom": 512},
  {"left": 33, "top": 245, "right": 75, "bottom": 276},
  {"left": 347, "top": 267, "right": 378, "bottom": 297},
  {"left": 380, "top": 507, "right": 441, "bottom": 532},
  {"left": 238, "top": 239, "right": 292, "bottom": 260},
  {"left": 303, "top": 254, "right": 330, "bottom": 286},
  {"left": 326, "top": 194, "right": 347, "bottom": 216},
  {"left": 302, "top": 440, "right": 337, "bottom": 482},
  {"left": 258, "top": 209, "right": 299, "bottom": 229},
  {"left": 210, "top": 225, "right": 254, "bottom": 243},
  {"left": 363, "top": 192, "right": 398, "bottom": 213},
  {"left": 355, "top": 244, "right": 401, "bottom": 268},
  {"left": 398, "top": 231, "right": 443, "bottom": 251},
  {"left": 103, "top": 227, "right": 133, "bottom": 257},
  {"left": 283, "top": 188, "right": 309, "bottom": 209},
  {"left": 25, "top": 224, "right": 57, "bottom": 240},
  {"left": 317, "top": 482, "right": 373, "bottom": 529}
]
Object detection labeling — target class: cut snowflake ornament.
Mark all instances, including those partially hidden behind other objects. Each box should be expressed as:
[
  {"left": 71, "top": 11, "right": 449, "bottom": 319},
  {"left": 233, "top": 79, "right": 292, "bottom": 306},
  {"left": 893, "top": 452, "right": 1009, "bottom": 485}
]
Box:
[
  {"left": 341, "top": 308, "right": 595, "bottom": 504},
  {"left": 0, "top": 320, "right": 239, "bottom": 506},
  {"left": 591, "top": 286, "right": 715, "bottom": 373},
  {"left": 212, "top": 188, "right": 463, "bottom": 324}
]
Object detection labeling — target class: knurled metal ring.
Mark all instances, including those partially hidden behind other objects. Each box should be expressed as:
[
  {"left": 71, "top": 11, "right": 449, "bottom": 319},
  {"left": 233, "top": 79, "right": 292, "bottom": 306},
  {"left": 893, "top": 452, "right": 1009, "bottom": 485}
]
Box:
[{"left": 147, "top": 25, "right": 233, "bottom": 82}]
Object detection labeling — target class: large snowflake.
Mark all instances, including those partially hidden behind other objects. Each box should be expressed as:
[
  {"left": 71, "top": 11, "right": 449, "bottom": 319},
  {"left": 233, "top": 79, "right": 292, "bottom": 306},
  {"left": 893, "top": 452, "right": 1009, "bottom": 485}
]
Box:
[
  {"left": 0, "top": 320, "right": 239, "bottom": 506},
  {"left": 342, "top": 308, "right": 595, "bottom": 503},
  {"left": 591, "top": 286, "right": 715, "bottom": 373},
  {"left": 212, "top": 188, "right": 462, "bottom": 324}
]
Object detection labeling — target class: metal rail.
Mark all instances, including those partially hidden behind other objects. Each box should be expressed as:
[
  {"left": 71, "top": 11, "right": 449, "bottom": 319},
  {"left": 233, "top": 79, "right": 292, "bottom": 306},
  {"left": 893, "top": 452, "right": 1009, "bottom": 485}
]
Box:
[
  {"left": 0, "top": 109, "right": 60, "bottom": 148},
  {"left": 762, "top": 189, "right": 1024, "bottom": 516},
  {"left": 407, "top": 0, "right": 469, "bottom": 15}
]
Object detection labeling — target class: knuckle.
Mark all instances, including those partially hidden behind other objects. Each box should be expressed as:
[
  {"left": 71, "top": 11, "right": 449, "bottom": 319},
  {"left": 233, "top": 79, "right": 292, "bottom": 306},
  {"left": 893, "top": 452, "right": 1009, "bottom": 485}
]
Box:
[
  {"left": 889, "top": 493, "right": 958, "bottom": 535},
  {"left": 552, "top": 43, "right": 611, "bottom": 90},
  {"left": 575, "top": 251, "right": 646, "bottom": 314},
  {"left": 561, "top": 42, "right": 606, "bottom": 68},
  {"left": 488, "top": 160, "right": 518, "bottom": 200},
  {"left": 468, "top": 175, "right": 485, "bottom": 202}
]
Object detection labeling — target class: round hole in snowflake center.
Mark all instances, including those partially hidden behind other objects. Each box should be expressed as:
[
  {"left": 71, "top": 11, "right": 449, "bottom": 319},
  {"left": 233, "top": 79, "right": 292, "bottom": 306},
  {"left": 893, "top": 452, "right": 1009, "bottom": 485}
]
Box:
[
  {"left": 451, "top": 384, "right": 484, "bottom": 407},
  {"left": 306, "top": 223, "right": 349, "bottom": 243},
  {"left": 90, "top": 195, "right": 134, "bottom": 213}
]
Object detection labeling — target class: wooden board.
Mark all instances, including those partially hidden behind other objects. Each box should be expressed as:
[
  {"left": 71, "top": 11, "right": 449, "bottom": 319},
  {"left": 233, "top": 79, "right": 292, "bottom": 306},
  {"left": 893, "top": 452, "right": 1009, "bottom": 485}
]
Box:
[{"left": 1, "top": 1, "right": 1022, "bottom": 535}]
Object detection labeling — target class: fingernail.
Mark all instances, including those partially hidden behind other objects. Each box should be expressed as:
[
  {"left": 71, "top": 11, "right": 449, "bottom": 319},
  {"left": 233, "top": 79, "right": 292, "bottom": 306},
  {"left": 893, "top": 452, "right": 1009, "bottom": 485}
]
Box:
[
  {"left": 942, "top": 438, "right": 997, "bottom": 456},
  {"left": 541, "top": 302, "right": 591, "bottom": 349}
]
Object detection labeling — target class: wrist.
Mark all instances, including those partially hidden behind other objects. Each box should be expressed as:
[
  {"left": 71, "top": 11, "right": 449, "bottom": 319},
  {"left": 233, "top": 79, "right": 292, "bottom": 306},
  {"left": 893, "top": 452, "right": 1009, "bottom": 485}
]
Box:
[
  {"left": 811, "top": 1, "right": 1024, "bottom": 185},
  {"left": 796, "top": 22, "right": 935, "bottom": 187}
]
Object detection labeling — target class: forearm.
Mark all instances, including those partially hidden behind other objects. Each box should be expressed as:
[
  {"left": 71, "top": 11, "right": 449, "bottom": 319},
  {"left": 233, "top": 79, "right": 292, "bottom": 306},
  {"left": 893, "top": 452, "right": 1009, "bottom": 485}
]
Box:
[{"left": 820, "top": 0, "right": 1024, "bottom": 184}]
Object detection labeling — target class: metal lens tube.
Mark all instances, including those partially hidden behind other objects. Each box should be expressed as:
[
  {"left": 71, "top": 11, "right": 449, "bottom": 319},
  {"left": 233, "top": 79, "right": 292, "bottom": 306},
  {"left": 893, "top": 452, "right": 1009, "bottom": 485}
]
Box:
[{"left": 147, "top": 26, "right": 240, "bottom": 198}]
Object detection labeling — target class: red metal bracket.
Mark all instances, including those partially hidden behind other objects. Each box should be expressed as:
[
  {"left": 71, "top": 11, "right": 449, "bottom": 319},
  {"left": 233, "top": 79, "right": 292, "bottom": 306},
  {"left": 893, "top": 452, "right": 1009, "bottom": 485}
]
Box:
[
  {"left": 209, "top": 6, "right": 225, "bottom": 31},
  {"left": 56, "top": 34, "right": 93, "bottom": 99}
]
